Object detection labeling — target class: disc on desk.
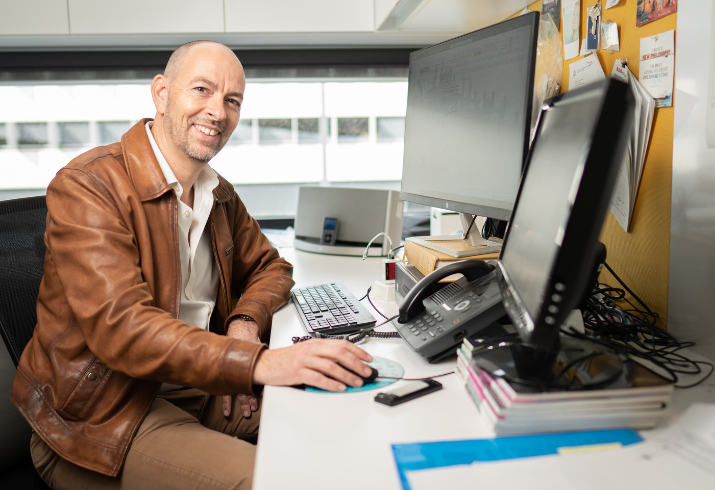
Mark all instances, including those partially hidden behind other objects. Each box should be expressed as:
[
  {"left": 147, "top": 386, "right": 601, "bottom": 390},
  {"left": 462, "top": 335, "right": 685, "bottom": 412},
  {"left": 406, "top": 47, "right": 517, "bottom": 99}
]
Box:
[{"left": 303, "top": 357, "right": 404, "bottom": 394}]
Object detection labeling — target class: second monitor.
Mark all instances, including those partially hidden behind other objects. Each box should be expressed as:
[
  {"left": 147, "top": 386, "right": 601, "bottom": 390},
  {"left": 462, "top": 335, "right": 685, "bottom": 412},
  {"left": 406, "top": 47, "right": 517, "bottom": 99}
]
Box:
[{"left": 400, "top": 12, "right": 539, "bottom": 257}]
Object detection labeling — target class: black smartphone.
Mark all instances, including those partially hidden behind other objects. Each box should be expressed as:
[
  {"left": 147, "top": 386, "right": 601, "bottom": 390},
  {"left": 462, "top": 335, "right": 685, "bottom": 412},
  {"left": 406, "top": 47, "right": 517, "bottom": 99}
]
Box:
[{"left": 374, "top": 379, "right": 442, "bottom": 406}]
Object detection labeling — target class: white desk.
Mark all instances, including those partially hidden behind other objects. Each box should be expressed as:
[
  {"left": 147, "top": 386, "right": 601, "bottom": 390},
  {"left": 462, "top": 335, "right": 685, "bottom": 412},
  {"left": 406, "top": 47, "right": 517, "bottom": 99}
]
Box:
[{"left": 253, "top": 248, "right": 715, "bottom": 490}]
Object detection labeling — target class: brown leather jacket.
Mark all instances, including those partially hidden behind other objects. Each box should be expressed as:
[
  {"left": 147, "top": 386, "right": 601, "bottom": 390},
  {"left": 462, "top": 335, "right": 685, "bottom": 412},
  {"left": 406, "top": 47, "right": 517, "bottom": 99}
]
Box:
[{"left": 11, "top": 119, "right": 294, "bottom": 477}]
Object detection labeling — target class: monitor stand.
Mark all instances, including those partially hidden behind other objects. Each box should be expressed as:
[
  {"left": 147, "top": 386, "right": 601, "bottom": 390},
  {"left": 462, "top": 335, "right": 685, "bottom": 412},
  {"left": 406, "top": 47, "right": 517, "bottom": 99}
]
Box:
[
  {"left": 407, "top": 213, "right": 502, "bottom": 258},
  {"left": 473, "top": 335, "right": 626, "bottom": 391}
]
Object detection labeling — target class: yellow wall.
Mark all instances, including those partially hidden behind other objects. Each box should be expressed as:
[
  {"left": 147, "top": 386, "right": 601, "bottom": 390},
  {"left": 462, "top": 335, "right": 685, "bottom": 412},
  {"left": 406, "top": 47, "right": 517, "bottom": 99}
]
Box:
[{"left": 516, "top": 1, "right": 676, "bottom": 328}]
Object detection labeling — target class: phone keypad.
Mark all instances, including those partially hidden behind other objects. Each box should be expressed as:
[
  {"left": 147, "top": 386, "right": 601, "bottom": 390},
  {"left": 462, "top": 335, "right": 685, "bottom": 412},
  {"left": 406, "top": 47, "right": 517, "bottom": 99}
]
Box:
[{"left": 406, "top": 311, "right": 445, "bottom": 342}]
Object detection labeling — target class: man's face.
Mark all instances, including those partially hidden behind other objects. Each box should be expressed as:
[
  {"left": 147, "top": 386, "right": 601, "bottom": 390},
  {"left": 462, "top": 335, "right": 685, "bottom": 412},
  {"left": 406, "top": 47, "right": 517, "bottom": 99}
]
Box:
[{"left": 163, "top": 45, "right": 246, "bottom": 163}]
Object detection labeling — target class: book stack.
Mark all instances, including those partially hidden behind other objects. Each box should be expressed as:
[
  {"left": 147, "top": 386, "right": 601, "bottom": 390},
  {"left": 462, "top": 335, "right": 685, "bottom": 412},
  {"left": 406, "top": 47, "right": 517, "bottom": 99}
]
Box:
[
  {"left": 404, "top": 239, "right": 499, "bottom": 277},
  {"left": 455, "top": 338, "right": 673, "bottom": 435}
]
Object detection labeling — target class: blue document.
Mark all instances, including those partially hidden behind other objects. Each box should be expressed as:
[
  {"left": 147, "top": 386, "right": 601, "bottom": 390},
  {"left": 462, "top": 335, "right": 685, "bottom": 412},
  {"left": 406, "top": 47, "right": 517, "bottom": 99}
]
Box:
[{"left": 392, "top": 430, "right": 642, "bottom": 490}]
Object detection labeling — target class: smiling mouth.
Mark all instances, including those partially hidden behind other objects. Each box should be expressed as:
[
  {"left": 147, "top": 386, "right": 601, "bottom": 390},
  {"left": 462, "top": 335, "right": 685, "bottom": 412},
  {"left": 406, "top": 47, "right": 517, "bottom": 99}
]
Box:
[{"left": 194, "top": 123, "right": 220, "bottom": 136}]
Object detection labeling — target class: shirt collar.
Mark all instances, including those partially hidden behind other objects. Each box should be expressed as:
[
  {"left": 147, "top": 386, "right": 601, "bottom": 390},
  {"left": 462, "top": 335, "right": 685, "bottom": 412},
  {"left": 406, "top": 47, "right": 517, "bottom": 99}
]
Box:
[{"left": 144, "top": 121, "right": 219, "bottom": 199}]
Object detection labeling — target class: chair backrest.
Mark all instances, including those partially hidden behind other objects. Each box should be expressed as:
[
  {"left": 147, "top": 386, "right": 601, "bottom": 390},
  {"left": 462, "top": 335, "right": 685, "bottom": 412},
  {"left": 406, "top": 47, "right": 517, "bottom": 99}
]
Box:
[{"left": 0, "top": 196, "right": 47, "bottom": 367}]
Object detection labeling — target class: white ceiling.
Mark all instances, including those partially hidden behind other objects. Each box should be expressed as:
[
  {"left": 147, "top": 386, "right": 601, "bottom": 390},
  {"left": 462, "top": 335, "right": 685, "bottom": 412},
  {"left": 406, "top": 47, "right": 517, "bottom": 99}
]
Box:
[{"left": 0, "top": 0, "right": 531, "bottom": 50}]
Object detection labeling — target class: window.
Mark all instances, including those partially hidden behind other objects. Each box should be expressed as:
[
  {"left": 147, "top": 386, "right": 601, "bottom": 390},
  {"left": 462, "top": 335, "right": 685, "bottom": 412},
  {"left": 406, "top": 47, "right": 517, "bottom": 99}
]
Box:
[
  {"left": 17, "top": 123, "right": 48, "bottom": 147},
  {"left": 1, "top": 80, "right": 409, "bottom": 215},
  {"left": 336, "top": 118, "right": 368, "bottom": 142},
  {"left": 377, "top": 117, "right": 406, "bottom": 141},
  {"left": 258, "top": 119, "right": 292, "bottom": 144},
  {"left": 298, "top": 118, "right": 320, "bottom": 144},
  {"left": 98, "top": 121, "right": 131, "bottom": 145},
  {"left": 227, "top": 119, "right": 253, "bottom": 145},
  {"left": 58, "top": 122, "right": 90, "bottom": 147}
]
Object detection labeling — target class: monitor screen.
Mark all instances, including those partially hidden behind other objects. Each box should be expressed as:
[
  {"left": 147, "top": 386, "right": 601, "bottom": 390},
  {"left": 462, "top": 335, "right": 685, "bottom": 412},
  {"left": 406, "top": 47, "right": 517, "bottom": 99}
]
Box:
[
  {"left": 400, "top": 13, "right": 539, "bottom": 220},
  {"left": 497, "top": 79, "right": 634, "bottom": 350},
  {"left": 500, "top": 89, "right": 603, "bottom": 322}
]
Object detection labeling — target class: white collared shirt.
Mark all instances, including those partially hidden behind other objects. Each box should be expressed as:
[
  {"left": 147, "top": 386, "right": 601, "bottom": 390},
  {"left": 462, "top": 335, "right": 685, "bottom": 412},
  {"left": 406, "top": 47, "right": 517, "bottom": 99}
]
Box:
[{"left": 145, "top": 122, "right": 221, "bottom": 391}]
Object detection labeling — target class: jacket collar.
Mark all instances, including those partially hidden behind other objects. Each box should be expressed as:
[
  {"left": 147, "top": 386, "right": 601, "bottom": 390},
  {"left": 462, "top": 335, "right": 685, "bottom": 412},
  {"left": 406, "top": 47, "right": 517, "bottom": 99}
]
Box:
[{"left": 121, "top": 118, "right": 232, "bottom": 203}]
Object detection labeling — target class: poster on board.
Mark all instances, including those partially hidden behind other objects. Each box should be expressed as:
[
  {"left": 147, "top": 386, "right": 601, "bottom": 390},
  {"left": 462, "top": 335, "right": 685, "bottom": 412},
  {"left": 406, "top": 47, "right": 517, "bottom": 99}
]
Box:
[
  {"left": 640, "top": 30, "right": 675, "bottom": 107},
  {"left": 637, "top": 0, "right": 677, "bottom": 27}
]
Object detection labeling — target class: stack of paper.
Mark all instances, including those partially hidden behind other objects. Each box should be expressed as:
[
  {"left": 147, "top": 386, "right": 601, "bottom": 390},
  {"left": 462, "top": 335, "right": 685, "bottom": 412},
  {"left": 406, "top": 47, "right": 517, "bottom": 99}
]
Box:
[
  {"left": 609, "top": 61, "right": 655, "bottom": 232},
  {"left": 455, "top": 338, "right": 672, "bottom": 435}
]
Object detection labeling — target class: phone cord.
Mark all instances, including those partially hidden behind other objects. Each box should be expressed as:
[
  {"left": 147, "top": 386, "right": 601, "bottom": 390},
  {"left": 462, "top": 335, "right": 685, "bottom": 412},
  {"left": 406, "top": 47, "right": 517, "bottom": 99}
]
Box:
[{"left": 292, "top": 329, "right": 401, "bottom": 345}]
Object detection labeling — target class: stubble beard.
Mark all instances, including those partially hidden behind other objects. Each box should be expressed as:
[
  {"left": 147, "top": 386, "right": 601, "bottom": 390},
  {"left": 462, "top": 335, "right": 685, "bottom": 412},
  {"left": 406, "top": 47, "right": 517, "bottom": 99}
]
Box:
[{"left": 165, "top": 96, "right": 227, "bottom": 164}]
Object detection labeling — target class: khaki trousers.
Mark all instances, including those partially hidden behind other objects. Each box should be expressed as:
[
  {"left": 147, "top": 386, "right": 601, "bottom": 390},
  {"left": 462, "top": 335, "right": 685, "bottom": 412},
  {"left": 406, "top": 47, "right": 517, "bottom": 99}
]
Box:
[{"left": 31, "top": 388, "right": 261, "bottom": 490}]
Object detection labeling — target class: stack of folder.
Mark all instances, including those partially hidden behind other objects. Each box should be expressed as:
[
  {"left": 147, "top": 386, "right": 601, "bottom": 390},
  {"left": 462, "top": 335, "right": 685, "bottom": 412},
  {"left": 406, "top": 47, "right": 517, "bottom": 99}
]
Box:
[{"left": 455, "top": 337, "right": 673, "bottom": 435}]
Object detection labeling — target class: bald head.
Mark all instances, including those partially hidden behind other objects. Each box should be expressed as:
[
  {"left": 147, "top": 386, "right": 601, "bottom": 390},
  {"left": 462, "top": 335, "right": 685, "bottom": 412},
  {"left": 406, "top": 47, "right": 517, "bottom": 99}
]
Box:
[
  {"left": 150, "top": 40, "right": 246, "bottom": 167},
  {"left": 164, "top": 40, "right": 240, "bottom": 83}
]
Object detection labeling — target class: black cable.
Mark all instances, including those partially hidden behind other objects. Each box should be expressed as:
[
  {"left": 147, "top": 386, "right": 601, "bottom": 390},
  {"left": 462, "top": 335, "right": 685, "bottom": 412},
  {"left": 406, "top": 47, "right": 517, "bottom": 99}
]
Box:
[
  {"left": 291, "top": 316, "right": 401, "bottom": 345},
  {"left": 481, "top": 218, "right": 500, "bottom": 240},
  {"left": 377, "top": 372, "right": 455, "bottom": 381},
  {"left": 462, "top": 214, "right": 478, "bottom": 240},
  {"left": 570, "top": 270, "right": 714, "bottom": 389},
  {"left": 366, "top": 287, "right": 389, "bottom": 320},
  {"left": 358, "top": 287, "right": 371, "bottom": 302},
  {"left": 603, "top": 262, "right": 657, "bottom": 320}
]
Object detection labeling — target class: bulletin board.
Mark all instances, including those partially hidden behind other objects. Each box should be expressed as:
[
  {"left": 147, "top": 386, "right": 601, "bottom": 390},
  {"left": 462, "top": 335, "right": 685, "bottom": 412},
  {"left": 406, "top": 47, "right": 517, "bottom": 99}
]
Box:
[{"left": 515, "top": 1, "right": 676, "bottom": 328}]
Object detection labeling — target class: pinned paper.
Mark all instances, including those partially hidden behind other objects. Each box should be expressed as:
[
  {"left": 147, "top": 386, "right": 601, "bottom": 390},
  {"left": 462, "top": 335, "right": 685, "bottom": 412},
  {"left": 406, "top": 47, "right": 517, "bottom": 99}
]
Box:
[
  {"left": 542, "top": 0, "right": 561, "bottom": 29},
  {"left": 586, "top": 5, "right": 601, "bottom": 51},
  {"left": 611, "top": 59, "right": 628, "bottom": 83},
  {"left": 608, "top": 59, "right": 655, "bottom": 232},
  {"left": 601, "top": 21, "right": 620, "bottom": 52},
  {"left": 640, "top": 30, "right": 675, "bottom": 107},
  {"left": 568, "top": 53, "right": 606, "bottom": 90},
  {"left": 580, "top": 39, "right": 596, "bottom": 57},
  {"left": 562, "top": 0, "right": 581, "bottom": 60},
  {"left": 605, "top": 0, "right": 621, "bottom": 8}
]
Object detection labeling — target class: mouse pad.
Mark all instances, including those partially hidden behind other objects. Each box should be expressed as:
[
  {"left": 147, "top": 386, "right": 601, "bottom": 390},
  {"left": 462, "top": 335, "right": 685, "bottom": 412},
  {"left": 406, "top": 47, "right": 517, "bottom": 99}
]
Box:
[{"left": 303, "top": 357, "right": 405, "bottom": 394}]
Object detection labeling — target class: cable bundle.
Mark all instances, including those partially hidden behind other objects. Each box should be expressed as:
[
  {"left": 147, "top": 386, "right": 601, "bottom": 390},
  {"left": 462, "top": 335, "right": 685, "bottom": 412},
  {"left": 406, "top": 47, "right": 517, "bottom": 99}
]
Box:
[{"left": 565, "top": 263, "right": 714, "bottom": 388}]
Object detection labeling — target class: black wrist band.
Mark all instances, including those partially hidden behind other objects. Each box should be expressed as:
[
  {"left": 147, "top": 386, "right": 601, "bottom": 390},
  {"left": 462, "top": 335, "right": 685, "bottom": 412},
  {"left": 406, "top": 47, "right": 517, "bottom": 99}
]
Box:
[{"left": 235, "top": 314, "right": 255, "bottom": 322}]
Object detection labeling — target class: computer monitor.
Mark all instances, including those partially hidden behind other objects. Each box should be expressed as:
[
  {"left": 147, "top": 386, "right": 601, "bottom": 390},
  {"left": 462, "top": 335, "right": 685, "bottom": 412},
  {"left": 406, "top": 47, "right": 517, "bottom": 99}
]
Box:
[
  {"left": 475, "top": 79, "right": 635, "bottom": 389},
  {"left": 400, "top": 13, "right": 539, "bottom": 257}
]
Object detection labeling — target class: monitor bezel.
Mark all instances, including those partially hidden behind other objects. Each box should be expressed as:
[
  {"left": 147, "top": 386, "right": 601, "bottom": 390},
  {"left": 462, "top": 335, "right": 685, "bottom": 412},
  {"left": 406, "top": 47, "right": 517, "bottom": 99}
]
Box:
[
  {"left": 497, "top": 79, "right": 635, "bottom": 351},
  {"left": 399, "top": 12, "right": 540, "bottom": 219}
]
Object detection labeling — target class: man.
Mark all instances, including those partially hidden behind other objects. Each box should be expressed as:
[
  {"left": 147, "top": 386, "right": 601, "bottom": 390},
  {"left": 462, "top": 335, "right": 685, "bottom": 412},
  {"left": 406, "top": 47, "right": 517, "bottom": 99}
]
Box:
[{"left": 12, "top": 41, "right": 373, "bottom": 490}]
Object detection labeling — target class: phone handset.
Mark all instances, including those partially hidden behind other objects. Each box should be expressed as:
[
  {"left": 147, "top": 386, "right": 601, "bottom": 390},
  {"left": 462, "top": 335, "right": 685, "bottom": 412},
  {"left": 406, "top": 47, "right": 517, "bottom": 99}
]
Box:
[{"left": 397, "top": 259, "right": 495, "bottom": 324}]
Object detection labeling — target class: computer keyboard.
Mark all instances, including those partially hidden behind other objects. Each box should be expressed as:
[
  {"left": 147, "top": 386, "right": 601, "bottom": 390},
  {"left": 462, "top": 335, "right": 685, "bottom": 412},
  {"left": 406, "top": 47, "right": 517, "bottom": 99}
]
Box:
[{"left": 292, "top": 282, "right": 377, "bottom": 335}]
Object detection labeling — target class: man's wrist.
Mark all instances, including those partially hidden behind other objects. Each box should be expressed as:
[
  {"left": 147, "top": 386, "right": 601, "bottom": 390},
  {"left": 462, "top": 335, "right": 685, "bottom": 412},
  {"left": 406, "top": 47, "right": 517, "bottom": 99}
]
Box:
[{"left": 227, "top": 316, "right": 261, "bottom": 343}]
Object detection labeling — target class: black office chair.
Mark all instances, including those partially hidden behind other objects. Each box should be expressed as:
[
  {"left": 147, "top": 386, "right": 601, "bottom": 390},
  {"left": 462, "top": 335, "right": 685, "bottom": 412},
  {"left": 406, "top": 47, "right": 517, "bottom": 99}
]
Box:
[{"left": 0, "top": 195, "right": 52, "bottom": 490}]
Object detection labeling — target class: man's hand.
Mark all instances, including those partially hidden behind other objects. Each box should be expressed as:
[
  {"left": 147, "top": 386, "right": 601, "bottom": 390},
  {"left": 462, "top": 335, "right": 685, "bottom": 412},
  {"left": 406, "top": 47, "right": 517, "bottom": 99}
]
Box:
[
  {"left": 252, "top": 339, "right": 374, "bottom": 391},
  {"left": 224, "top": 318, "right": 261, "bottom": 419}
]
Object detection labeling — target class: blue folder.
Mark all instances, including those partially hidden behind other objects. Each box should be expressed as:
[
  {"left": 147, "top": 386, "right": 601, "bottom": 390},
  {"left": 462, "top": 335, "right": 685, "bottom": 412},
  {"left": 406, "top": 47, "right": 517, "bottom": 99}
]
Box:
[{"left": 392, "top": 429, "right": 643, "bottom": 490}]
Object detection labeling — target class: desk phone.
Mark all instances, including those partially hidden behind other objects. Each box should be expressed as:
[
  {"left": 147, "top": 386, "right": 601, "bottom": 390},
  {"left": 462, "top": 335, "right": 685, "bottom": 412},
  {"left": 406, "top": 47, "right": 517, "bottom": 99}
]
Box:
[{"left": 395, "top": 260, "right": 506, "bottom": 363}]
